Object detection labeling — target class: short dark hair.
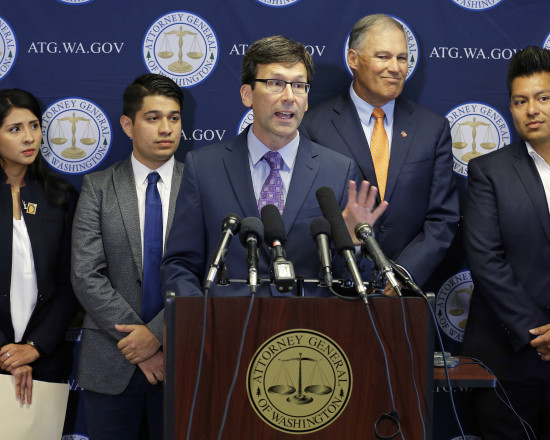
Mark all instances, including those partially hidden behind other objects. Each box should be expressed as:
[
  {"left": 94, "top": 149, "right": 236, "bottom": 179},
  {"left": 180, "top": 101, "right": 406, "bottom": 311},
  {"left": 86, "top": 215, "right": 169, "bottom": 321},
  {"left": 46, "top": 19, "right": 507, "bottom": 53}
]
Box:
[
  {"left": 241, "top": 35, "right": 314, "bottom": 87},
  {"left": 122, "top": 73, "right": 184, "bottom": 121},
  {"left": 348, "top": 14, "right": 405, "bottom": 54},
  {"left": 507, "top": 46, "right": 550, "bottom": 97}
]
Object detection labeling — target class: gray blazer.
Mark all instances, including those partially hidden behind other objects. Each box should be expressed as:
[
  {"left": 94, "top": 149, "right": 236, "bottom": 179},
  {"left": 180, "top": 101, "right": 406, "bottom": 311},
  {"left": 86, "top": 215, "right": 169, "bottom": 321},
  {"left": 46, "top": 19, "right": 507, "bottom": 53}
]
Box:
[{"left": 71, "top": 157, "right": 183, "bottom": 394}]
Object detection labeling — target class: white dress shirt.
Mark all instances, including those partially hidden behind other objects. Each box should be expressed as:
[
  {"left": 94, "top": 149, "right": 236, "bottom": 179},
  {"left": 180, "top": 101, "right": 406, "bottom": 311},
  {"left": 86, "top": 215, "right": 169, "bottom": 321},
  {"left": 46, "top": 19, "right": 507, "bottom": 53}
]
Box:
[
  {"left": 131, "top": 154, "right": 174, "bottom": 258},
  {"left": 247, "top": 126, "right": 299, "bottom": 203},
  {"left": 349, "top": 84, "right": 396, "bottom": 152},
  {"left": 526, "top": 142, "right": 550, "bottom": 214}
]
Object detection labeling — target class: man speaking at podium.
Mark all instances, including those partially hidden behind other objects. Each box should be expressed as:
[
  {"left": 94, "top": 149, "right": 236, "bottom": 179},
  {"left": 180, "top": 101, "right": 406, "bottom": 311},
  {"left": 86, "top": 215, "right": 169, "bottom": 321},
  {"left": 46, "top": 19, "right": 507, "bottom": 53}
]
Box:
[{"left": 162, "top": 35, "right": 385, "bottom": 298}]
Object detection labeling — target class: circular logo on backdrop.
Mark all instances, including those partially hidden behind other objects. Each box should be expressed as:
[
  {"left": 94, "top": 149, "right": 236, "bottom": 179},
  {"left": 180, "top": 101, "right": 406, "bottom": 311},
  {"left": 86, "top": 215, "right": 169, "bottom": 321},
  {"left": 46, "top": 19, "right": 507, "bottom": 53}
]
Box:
[
  {"left": 344, "top": 16, "right": 419, "bottom": 82},
  {"left": 543, "top": 32, "right": 550, "bottom": 50},
  {"left": 56, "top": 0, "right": 95, "bottom": 4},
  {"left": 237, "top": 109, "right": 254, "bottom": 135},
  {"left": 446, "top": 102, "right": 511, "bottom": 177},
  {"left": 436, "top": 271, "right": 474, "bottom": 343},
  {"left": 0, "top": 16, "right": 17, "bottom": 81},
  {"left": 255, "top": 0, "right": 301, "bottom": 6},
  {"left": 142, "top": 11, "right": 219, "bottom": 88},
  {"left": 450, "top": 0, "right": 503, "bottom": 11},
  {"left": 41, "top": 98, "right": 112, "bottom": 175},
  {"left": 247, "top": 329, "right": 352, "bottom": 434}
]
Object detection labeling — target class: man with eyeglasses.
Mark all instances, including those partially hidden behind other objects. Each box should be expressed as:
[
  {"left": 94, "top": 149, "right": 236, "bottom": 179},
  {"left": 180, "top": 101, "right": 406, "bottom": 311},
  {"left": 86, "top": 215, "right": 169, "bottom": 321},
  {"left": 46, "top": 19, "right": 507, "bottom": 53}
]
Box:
[
  {"left": 162, "top": 35, "right": 387, "bottom": 298},
  {"left": 302, "top": 14, "right": 459, "bottom": 293}
]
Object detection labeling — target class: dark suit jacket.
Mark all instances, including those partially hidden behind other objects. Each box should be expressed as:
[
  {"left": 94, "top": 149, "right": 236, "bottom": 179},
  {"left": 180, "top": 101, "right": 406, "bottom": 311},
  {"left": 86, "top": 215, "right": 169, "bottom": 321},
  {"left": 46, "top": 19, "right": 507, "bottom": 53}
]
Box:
[
  {"left": 301, "top": 93, "right": 459, "bottom": 288},
  {"left": 161, "top": 130, "right": 357, "bottom": 298},
  {"left": 71, "top": 157, "right": 183, "bottom": 394},
  {"left": 462, "top": 142, "right": 550, "bottom": 381},
  {"left": 0, "top": 178, "right": 78, "bottom": 382}
]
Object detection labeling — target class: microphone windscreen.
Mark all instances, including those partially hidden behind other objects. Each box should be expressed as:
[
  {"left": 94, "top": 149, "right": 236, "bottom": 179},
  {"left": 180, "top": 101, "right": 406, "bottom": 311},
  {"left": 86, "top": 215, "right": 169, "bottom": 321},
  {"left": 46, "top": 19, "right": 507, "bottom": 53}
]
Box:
[
  {"left": 310, "top": 217, "right": 331, "bottom": 240},
  {"left": 260, "top": 204, "right": 287, "bottom": 245},
  {"left": 239, "top": 217, "right": 264, "bottom": 246},
  {"left": 315, "top": 186, "right": 354, "bottom": 253}
]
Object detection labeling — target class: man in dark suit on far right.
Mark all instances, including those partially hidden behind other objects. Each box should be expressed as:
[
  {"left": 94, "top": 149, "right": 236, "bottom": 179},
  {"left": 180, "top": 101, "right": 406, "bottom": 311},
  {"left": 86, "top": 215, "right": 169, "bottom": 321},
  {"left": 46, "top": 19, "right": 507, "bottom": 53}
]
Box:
[
  {"left": 302, "top": 14, "right": 459, "bottom": 293},
  {"left": 463, "top": 46, "right": 550, "bottom": 439}
]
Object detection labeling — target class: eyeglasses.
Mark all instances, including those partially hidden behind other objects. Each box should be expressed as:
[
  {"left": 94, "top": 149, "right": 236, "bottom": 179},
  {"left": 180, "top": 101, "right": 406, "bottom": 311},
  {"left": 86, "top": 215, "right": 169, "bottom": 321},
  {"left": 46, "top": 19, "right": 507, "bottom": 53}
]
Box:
[{"left": 251, "top": 79, "right": 310, "bottom": 94}]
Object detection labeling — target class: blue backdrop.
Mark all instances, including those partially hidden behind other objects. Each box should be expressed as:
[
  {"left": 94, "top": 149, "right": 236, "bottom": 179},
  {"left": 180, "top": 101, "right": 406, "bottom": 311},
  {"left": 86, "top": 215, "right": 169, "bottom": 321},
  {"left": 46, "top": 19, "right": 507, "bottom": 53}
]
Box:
[{"left": 1, "top": 0, "right": 549, "bottom": 438}]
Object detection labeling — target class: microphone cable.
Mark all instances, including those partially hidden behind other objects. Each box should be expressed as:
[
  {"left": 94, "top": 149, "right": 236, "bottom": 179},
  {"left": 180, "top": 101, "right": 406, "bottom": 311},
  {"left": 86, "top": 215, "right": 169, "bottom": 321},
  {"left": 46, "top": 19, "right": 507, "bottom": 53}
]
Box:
[
  {"left": 315, "top": 186, "right": 402, "bottom": 439},
  {"left": 458, "top": 356, "right": 537, "bottom": 440},
  {"left": 362, "top": 297, "right": 402, "bottom": 440},
  {"left": 417, "top": 289, "right": 466, "bottom": 440},
  {"left": 187, "top": 213, "right": 241, "bottom": 440},
  {"left": 185, "top": 286, "right": 209, "bottom": 440},
  {"left": 216, "top": 292, "right": 256, "bottom": 440}
]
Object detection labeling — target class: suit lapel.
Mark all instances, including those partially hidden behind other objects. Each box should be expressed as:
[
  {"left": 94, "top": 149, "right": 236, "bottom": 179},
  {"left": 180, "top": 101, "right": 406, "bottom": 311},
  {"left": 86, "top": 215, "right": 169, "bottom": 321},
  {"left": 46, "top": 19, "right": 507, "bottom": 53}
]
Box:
[
  {"left": 223, "top": 131, "right": 262, "bottom": 219},
  {"left": 386, "top": 98, "right": 417, "bottom": 201},
  {"left": 513, "top": 143, "right": 550, "bottom": 244},
  {"left": 20, "top": 181, "right": 46, "bottom": 261},
  {"left": 283, "top": 137, "right": 319, "bottom": 235},
  {"left": 113, "top": 158, "right": 143, "bottom": 275},
  {"left": 167, "top": 160, "right": 183, "bottom": 235},
  {"left": 331, "top": 94, "right": 377, "bottom": 186}
]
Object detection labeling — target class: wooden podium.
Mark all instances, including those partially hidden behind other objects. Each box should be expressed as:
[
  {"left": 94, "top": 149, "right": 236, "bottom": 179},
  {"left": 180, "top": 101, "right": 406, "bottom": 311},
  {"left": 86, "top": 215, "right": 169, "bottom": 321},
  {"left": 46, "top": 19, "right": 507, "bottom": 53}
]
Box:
[{"left": 164, "top": 295, "right": 434, "bottom": 439}]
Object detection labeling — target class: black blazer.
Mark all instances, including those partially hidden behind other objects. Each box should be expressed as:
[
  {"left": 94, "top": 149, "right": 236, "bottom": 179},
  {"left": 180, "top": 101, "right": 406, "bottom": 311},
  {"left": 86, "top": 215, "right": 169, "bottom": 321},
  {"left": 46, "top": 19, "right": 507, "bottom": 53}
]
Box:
[
  {"left": 0, "top": 177, "right": 78, "bottom": 382},
  {"left": 462, "top": 142, "right": 550, "bottom": 380}
]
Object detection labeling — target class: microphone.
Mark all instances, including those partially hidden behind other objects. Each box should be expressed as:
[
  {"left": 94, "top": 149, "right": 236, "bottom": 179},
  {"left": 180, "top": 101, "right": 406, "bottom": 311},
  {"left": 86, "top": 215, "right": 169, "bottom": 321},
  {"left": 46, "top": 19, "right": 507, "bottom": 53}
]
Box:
[
  {"left": 388, "top": 258, "right": 423, "bottom": 296},
  {"left": 310, "top": 217, "right": 333, "bottom": 287},
  {"left": 315, "top": 186, "right": 368, "bottom": 302},
  {"left": 354, "top": 222, "right": 400, "bottom": 295},
  {"left": 260, "top": 204, "right": 296, "bottom": 294},
  {"left": 205, "top": 213, "right": 241, "bottom": 290},
  {"left": 239, "top": 217, "right": 264, "bottom": 294}
]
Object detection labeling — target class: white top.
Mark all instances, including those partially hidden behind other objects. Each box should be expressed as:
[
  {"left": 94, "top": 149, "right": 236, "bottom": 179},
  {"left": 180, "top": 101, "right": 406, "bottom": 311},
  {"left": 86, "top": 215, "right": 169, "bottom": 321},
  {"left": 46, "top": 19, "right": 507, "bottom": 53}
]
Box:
[
  {"left": 10, "top": 215, "right": 38, "bottom": 343},
  {"left": 526, "top": 142, "right": 550, "bottom": 214},
  {"left": 131, "top": 154, "right": 174, "bottom": 258}
]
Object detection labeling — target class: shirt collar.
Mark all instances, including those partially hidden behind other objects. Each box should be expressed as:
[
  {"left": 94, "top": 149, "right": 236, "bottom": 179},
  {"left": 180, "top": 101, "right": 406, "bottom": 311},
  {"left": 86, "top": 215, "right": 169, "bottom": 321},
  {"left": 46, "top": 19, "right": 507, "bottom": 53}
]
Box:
[
  {"left": 131, "top": 153, "right": 175, "bottom": 187},
  {"left": 349, "top": 83, "right": 395, "bottom": 127},
  {"left": 247, "top": 124, "right": 299, "bottom": 170}
]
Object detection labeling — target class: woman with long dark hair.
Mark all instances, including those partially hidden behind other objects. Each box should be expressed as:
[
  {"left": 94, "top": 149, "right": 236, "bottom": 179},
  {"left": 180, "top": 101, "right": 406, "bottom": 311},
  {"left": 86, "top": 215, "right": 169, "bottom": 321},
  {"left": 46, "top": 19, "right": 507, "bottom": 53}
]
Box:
[{"left": 0, "top": 88, "right": 78, "bottom": 404}]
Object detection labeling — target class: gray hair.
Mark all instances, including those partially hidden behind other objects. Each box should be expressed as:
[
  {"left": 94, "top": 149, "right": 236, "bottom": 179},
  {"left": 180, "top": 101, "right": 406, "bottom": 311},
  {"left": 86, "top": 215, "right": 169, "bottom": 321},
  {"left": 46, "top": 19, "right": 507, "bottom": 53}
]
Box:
[{"left": 348, "top": 14, "right": 405, "bottom": 54}]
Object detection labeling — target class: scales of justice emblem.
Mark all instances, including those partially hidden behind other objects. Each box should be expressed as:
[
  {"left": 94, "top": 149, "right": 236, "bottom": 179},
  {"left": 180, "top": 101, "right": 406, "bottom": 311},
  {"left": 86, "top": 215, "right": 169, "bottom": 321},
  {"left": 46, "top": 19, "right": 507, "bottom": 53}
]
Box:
[
  {"left": 267, "top": 352, "right": 333, "bottom": 405},
  {"left": 452, "top": 116, "right": 496, "bottom": 163},
  {"left": 156, "top": 25, "right": 206, "bottom": 73},
  {"left": 445, "top": 284, "right": 473, "bottom": 330},
  {"left": 49, "top": 111, "right": 97, "bottom": 159},
  {"left": 247, "top": 330, "right": 352, "bottom": 434}
]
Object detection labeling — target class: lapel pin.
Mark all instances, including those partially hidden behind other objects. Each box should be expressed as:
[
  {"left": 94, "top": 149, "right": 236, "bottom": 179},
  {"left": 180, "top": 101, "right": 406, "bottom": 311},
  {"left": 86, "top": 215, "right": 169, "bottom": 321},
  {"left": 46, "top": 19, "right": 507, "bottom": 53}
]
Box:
[
  {"left": 21, "top": 200, "right": 38, "bottom": 215},
  {"left": 401, "top": 131, "right": 407, "bottom": 138}
]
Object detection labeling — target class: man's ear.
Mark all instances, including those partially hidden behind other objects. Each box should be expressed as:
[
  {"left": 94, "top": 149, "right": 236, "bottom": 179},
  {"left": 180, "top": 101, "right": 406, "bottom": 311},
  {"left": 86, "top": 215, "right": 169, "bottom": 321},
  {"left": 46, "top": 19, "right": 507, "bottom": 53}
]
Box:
[
  {"left": 347, "top": 48, "right": 359, "bottom": 72},
  {"left": 120, "top": 115, "right": 134, "bottom": 139},
  {"left": 241, "top": 84, "right": 253, "bottom": 108}
]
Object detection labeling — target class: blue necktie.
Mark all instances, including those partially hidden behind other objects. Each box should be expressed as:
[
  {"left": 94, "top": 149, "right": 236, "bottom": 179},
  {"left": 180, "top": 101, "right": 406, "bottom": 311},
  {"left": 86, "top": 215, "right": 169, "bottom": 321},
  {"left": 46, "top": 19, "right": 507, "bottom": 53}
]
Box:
[{"left": 141, "top": 172, "right": 163, "bottom": 322}]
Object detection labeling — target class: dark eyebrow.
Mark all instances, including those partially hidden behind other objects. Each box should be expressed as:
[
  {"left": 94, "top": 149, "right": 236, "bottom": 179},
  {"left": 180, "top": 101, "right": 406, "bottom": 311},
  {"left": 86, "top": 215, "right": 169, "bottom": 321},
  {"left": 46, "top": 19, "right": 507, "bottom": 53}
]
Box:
[{"left": 6, "top": 119, "right": 40, "bottom": 127}]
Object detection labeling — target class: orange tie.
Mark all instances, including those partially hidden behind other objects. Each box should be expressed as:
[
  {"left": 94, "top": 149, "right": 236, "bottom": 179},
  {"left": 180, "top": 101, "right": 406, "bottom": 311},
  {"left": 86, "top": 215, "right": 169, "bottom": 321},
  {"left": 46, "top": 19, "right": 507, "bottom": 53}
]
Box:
[{"left": 371, "top": 108, "right": 389, "bottom": 200}]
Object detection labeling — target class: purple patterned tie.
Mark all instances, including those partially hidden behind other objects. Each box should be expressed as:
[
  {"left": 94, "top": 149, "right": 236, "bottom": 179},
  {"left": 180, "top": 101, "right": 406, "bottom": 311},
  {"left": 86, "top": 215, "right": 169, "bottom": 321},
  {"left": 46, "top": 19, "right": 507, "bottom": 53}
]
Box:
[{"left": 258, "top": 151, "right": 284, "bottom": 215}]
